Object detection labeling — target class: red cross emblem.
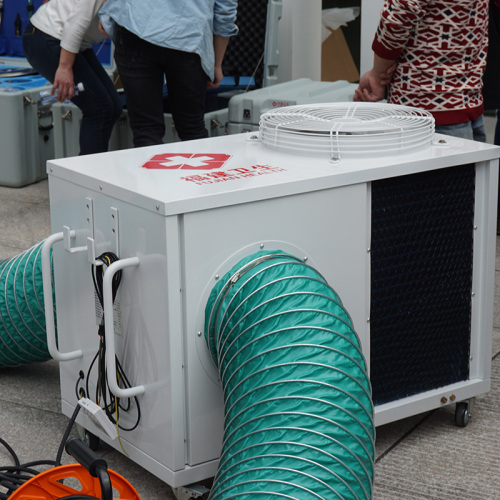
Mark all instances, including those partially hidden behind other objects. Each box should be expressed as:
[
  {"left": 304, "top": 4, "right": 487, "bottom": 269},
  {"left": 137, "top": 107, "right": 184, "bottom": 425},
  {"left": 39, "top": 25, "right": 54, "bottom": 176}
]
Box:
[{"left": 141, "top": 153, "right": 232, "bottom": 170}]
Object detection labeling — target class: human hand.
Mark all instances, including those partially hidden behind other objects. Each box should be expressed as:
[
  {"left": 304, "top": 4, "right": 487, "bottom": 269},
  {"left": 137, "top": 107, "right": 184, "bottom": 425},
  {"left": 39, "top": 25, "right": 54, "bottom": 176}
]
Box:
[
  {"left": 207, "top": 65, "right": 223, "bottom": 89},
  {"left": 99, "top": 20, "right": 109, "bottom": 37},
  {"left": 353, "top": 69, "right": 387, "bottom": 102},
  {"left": 53, "top": 65, "right": 75, "bottom": 102}
]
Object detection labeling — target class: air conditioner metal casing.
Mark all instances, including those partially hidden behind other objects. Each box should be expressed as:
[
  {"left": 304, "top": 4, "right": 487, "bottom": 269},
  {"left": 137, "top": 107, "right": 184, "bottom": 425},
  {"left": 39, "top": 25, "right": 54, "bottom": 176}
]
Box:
[{"left": 46, "top": 128, "right": 499, "bottom": 487}]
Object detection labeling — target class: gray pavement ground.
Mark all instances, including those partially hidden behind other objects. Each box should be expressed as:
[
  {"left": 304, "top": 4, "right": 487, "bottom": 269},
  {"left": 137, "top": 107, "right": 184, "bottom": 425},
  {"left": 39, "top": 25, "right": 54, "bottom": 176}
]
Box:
[{"left": 1, "top": 116, "right": 500, "bottom": 499}]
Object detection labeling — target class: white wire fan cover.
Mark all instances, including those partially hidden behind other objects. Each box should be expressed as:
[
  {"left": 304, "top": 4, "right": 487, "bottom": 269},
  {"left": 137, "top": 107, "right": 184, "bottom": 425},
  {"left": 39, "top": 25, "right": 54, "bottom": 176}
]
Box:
[{"left": 259, "top": 102, "right": 435, "bottom": 160}]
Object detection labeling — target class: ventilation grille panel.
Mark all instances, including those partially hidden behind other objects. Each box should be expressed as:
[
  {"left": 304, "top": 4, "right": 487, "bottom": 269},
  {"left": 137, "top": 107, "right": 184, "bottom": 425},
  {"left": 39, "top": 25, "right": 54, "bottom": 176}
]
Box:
[
  {"left": 370, "top": 165, "right": 475, "bottom": 405},
  {"left": 259, "top": 103, "right": 435, "bottom": 160}
]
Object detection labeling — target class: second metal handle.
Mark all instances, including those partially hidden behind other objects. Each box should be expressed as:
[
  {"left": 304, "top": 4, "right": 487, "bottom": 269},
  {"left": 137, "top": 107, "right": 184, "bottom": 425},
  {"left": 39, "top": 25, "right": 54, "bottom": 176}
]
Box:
[{"left": 102, "top": 257, "right": 145, "bottom": 398}]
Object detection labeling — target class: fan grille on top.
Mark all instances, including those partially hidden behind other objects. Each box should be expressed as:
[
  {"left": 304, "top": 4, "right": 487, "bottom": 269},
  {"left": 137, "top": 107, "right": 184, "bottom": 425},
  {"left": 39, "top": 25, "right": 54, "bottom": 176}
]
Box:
[{"left": 259, "top": 102, "right": 435, "bottom": 160}]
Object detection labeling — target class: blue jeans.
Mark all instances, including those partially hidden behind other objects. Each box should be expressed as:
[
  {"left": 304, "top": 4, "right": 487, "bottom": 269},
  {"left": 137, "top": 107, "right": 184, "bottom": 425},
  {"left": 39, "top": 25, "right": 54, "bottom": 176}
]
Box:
[
  {"left": 113, "top": 25, "right": 209, "bottom": 147},
  {"left": 435, "top": 115, "right": 487, "bottom": 143},
  {"left": 22, "top": 22, "right": 122, "bottom": 155}
]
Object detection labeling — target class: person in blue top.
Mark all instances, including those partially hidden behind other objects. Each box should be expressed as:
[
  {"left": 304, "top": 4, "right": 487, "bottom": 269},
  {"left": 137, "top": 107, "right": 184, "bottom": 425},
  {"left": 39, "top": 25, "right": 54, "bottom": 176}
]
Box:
[{"left": 99, "top": 0, "right": 238, "bottom": 147}]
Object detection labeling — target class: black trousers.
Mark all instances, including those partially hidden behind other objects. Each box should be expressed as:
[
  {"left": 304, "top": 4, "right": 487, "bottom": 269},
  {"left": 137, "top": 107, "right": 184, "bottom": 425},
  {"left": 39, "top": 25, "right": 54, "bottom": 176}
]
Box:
[{"left": 114, "top": 25, "right": 209, "bottom": 147}]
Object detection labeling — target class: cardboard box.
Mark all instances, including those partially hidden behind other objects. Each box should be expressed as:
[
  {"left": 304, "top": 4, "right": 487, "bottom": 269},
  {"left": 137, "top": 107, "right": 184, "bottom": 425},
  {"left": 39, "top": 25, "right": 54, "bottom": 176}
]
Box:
[{"left": 322, "top": 27, "right": 360, "bottom": 83}]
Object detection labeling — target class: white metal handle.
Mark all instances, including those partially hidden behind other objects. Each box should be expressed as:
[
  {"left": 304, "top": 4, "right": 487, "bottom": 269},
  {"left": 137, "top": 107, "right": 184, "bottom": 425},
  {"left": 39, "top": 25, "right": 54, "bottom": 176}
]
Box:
[
  {"left": 102, "top": 257, "right": 145, "bottom": 398},
  {"left": 41, "top": 232, "right": 83, "bottom": 361}
]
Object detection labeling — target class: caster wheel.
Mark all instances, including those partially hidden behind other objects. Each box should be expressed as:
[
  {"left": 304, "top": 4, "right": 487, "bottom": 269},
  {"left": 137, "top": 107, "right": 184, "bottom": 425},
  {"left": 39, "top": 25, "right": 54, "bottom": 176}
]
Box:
[
  {"left": 76, "top": 424, "right": 100, "bottom": 451},
  {"left": 83, "top": 431, "right": 100, "bottom": 451},
  {"left": 455, "top": 401, "right": 471, "bottom": 427}
]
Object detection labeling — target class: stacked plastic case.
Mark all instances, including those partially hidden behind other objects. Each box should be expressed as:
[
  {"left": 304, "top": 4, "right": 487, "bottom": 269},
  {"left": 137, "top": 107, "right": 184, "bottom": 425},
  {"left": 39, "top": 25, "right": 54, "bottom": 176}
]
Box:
[{"left": 0, "top": 0, "right": 52, "bottom": 187}]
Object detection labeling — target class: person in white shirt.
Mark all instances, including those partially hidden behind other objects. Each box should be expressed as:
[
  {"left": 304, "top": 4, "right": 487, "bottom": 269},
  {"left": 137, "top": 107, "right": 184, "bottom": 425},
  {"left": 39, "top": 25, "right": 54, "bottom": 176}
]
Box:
[{"left": 23, "top": 0, "right": 122, "bottom": 155}]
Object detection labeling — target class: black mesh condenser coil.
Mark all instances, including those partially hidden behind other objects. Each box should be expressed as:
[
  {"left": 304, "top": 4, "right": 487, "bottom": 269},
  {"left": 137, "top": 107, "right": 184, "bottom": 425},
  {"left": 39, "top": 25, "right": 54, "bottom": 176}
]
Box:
[{"left": 370, "top": 164, "right": 476, "bottom": 406}]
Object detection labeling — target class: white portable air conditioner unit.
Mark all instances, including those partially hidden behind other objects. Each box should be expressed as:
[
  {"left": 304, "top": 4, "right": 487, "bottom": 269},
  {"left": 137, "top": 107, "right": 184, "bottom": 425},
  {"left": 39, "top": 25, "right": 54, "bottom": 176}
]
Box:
[{"left": 43, "top": 103, "right": 499, "bottom": 491}]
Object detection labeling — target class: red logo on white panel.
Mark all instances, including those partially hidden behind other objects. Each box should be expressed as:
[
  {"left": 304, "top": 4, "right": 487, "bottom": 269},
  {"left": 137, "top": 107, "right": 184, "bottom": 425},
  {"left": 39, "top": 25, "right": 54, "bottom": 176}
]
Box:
[
  {"left": 141, "top": 153, "right": 232, "bottom": 170},
  {"left": 272, "top": 101, "right": 291, "bottom": 108}
]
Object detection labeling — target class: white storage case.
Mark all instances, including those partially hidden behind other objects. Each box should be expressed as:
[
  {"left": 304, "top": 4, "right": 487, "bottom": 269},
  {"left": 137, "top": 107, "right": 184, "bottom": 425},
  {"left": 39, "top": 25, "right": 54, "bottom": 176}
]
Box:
[
  {"left": 44, "top": 103, "right": 499, "bottom": 488},
  {"left": 227, "top": 78, "right": 357, "bottom": 133},
  {"left": 0, "top": 77, "right": 54, "bottom": 187},
  {"left": 0, "top": 0, "right": 54, "bottom": 186},
  {"left": 0, "top": 36, "right": 53, "bottom": 187},
  {"left": 52, "top": 103, "right": 125, "bottom": 159}
]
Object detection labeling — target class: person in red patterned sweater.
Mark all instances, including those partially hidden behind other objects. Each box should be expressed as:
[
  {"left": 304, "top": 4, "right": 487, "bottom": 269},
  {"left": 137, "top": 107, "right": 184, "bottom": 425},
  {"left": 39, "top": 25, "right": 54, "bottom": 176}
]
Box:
[{"left": 354, "top": 0, "right": 489, "bottom": 142}]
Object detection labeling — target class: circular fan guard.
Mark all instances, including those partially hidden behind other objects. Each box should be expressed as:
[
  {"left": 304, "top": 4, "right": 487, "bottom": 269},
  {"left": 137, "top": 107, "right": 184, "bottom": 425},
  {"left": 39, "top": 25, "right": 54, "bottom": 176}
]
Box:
[{"left": 259, "top": 102, "right": 435, "bottom": 160}]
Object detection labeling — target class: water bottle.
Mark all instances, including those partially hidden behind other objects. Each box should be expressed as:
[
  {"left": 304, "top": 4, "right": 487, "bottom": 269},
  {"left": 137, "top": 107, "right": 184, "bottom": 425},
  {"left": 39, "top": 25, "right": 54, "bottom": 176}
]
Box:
[{"left": 40, "top": 82, "right": 84, "bottom": 105}]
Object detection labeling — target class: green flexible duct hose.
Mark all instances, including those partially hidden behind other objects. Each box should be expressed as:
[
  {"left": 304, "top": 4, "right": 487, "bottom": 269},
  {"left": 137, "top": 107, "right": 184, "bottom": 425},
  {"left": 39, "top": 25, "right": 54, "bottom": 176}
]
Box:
[
  {"left": 0, "top": 242, "right": 52, "bottom": 367},
  {"left": 205, "top": 251, "right": 374, "bottom": 499}
]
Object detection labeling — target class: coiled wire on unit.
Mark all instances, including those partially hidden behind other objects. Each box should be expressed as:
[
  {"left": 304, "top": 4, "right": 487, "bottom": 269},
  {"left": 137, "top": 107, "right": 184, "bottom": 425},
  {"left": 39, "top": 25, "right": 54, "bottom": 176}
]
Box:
[{"left": 204, "top": 251, "right": 375, "bottom": 499}]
